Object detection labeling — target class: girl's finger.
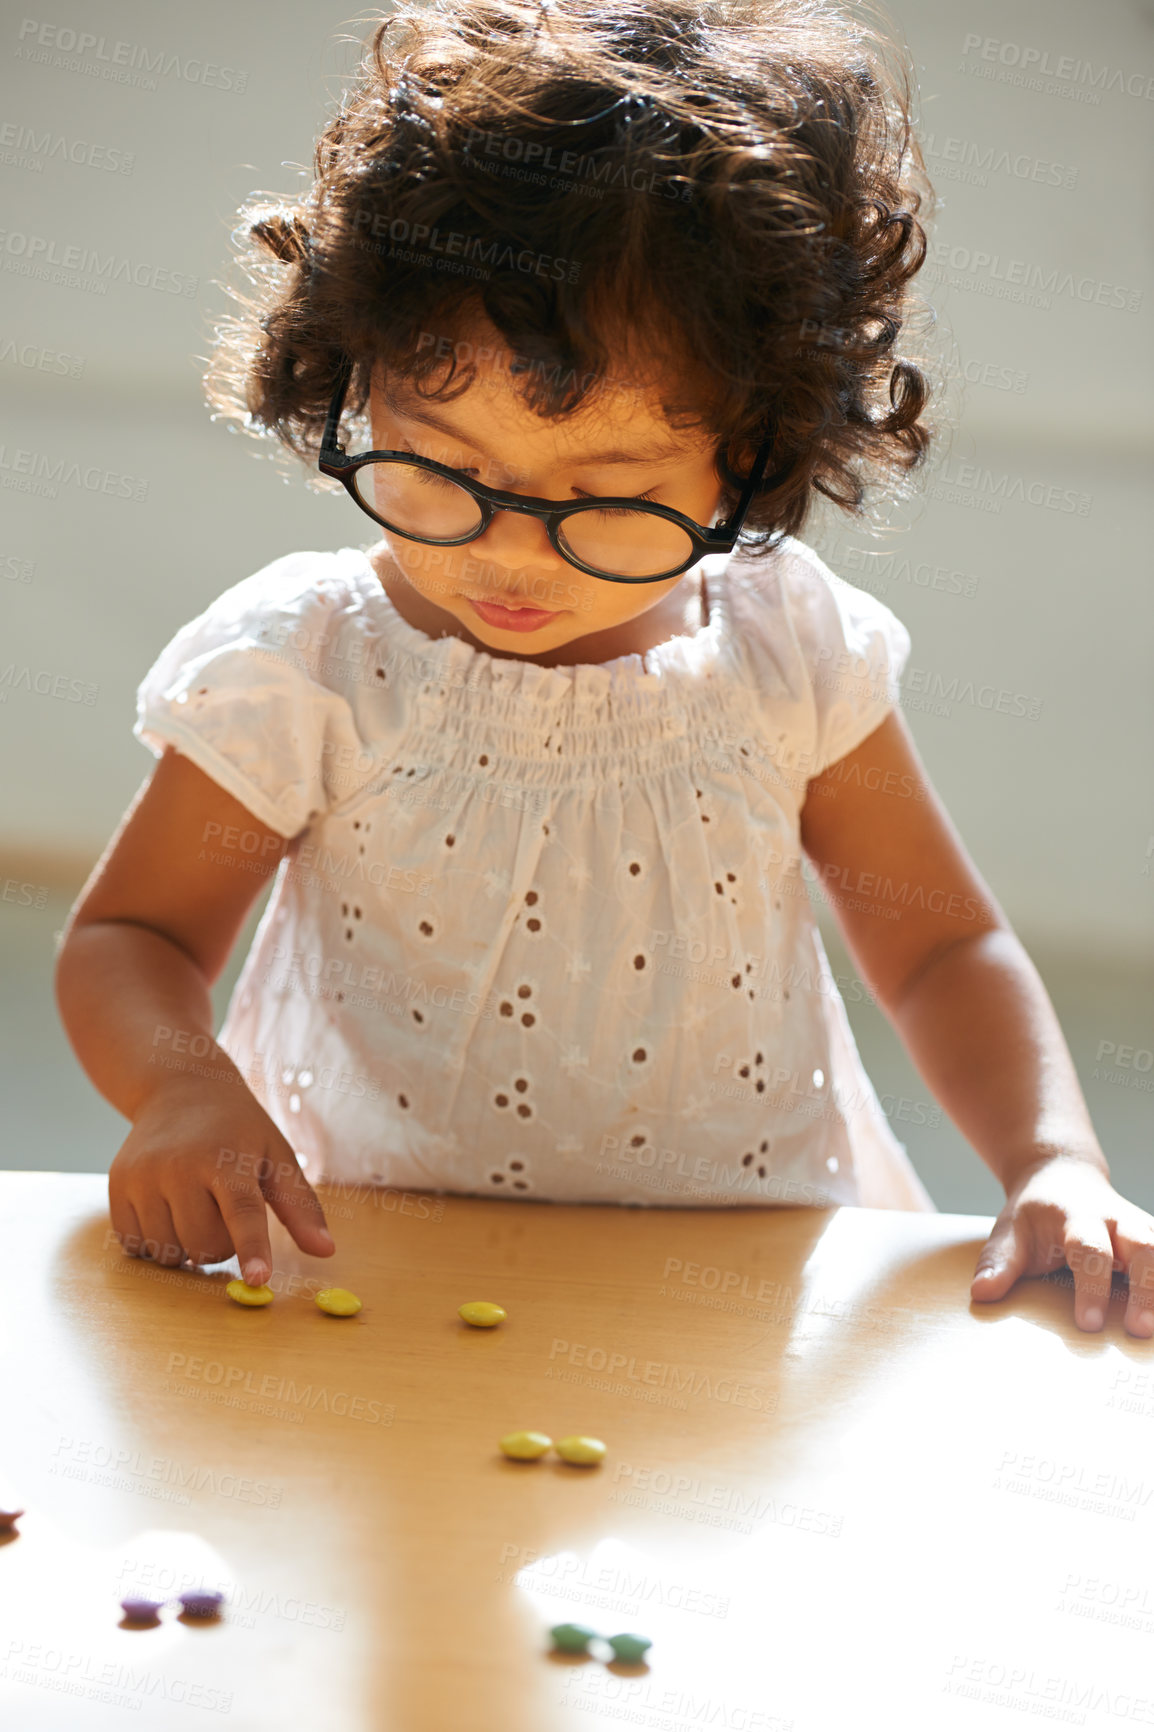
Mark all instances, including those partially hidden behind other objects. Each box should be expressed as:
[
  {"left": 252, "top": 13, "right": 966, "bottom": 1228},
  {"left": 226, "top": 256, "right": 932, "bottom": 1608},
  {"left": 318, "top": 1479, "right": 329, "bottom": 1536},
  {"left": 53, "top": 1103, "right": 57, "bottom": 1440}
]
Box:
[
  {"left": 971, "top": 1214, "right": 1030, "bottom": 1302},
  {"left": 136, "top": 1197, "right": 185, "bottom": 1268},
  {"left": 259, "top": 1148, "right": 335, "bottom": 1259},
  {"left": 169, "top": 1190, "right": 234, "bottom": 1268},
  {"left": 1111, "top": 1215, "right": 1154, "bottom": 1337},
  {"left": 111, "top": 1196, "right": 145, "bottom": 1259},
  {"left": 210, "top": 1176, "right": 273, "bottom": 1288},
  {"left": 1063, "top": 1218, "right": 1116, "bottom": 1332}
]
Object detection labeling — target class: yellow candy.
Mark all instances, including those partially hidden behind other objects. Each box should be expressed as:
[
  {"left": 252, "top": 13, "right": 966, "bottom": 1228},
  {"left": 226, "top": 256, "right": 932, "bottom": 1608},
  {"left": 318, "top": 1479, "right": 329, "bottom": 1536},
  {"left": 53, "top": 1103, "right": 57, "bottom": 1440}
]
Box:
[
  {"left": 458, "top": 1301, "right": 506, "bottom": 1328},
  {"left": 315, "top": 1287, "right": 362, "bottom": 1317},
  {"left": 226, "top": 1279, "right": 274, "bottom": 1307},
  {"left": 555, "top": 1435, "right": 606, "bottom": 1466},
  {"left": 499, "top": 1430, "right": 552, "bottom": 1460}
]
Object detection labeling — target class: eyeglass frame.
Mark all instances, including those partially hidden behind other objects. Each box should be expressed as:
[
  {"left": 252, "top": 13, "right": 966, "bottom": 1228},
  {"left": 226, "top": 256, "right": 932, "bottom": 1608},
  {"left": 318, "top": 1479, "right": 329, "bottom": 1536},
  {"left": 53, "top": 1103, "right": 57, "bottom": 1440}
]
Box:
[{"left": 317, "top": 350, "right": 783, "bottom": 584}]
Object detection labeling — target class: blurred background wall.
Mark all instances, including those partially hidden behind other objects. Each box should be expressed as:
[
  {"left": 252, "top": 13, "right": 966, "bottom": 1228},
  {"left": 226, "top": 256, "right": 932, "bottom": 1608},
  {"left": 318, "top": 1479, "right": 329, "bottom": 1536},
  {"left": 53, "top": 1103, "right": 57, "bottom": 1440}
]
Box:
[{"left": 1, "top": 0, "right": 1151, "bottom": 1211}]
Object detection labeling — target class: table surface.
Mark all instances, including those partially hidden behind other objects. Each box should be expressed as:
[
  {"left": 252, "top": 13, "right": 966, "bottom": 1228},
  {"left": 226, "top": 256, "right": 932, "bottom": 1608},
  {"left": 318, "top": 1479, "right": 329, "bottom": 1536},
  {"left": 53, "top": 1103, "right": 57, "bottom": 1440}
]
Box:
[{"left": 1, "top": 1172, "right": 1151, "bottom": 1732}]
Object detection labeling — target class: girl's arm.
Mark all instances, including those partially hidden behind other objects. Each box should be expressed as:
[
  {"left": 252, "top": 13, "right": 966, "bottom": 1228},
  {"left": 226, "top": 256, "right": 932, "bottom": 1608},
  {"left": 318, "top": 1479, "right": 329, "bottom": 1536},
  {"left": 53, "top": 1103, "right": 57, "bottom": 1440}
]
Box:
[
  {"left": 799, "top": 708, "right": 1154, "bottom": 1337},
  {"left": 54, "top": 747, "right": 335, "bottom": 1285}
]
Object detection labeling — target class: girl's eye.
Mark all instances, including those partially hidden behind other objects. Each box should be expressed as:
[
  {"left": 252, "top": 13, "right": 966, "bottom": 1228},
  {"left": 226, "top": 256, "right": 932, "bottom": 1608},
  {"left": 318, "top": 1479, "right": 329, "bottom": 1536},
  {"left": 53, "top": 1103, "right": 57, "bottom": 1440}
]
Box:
[
  {"left": 412, "top": 464, "right": 476, "bottom": 488},
  {"left": 398, "top": 442, "right": 661, "bottom": 511},
  {"left": 583, "top": 488, "right": 661, "bottom": 519}
]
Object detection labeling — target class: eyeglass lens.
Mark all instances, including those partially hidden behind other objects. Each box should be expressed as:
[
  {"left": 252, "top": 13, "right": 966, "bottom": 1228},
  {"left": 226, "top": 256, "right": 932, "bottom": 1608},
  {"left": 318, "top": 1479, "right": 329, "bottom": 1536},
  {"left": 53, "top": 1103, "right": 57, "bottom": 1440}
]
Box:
[{"left": 350, "top": 459, "right": 696, "bottom": 580}]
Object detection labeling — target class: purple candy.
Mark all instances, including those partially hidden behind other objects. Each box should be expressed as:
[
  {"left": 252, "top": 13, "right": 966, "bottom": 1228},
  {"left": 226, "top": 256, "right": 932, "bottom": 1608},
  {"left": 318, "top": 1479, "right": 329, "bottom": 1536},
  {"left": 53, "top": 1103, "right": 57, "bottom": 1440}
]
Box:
[
  {"left": 120, "top": 1597, "right": 163, "bottom": 1621},
  {"left": 179, "top": 1589, "right": 224, "bottom": 1617}
]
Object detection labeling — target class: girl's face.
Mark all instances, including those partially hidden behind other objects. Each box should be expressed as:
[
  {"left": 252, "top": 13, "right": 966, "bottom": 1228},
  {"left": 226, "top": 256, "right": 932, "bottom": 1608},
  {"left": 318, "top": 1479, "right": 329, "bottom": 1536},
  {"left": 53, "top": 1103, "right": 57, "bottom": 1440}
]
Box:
[{"left": 365, "top": 325, "right": 728, "bottom": 661}]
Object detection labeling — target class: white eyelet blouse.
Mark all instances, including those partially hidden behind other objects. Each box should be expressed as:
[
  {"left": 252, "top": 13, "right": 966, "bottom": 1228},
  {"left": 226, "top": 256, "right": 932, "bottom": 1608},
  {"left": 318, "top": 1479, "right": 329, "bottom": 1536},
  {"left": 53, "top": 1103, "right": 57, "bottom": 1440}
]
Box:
[{"left": 134, "top": 535, "right": 936, "bottom": 1213}]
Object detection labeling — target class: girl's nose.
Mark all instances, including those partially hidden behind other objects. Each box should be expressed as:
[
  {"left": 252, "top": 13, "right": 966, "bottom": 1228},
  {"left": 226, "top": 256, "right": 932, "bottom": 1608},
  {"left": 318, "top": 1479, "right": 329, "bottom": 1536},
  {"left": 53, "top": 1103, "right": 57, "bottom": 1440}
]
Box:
[{"left": 472, "top": 504, "right": 569, "bottom": 571}]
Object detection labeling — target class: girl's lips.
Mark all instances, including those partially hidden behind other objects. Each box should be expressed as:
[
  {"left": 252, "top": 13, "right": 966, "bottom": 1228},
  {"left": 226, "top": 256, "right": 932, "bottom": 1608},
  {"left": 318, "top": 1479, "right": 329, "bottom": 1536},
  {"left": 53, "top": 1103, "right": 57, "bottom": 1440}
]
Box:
[{"left": 466, "top": 597, "right": 561, "bottom": 634}]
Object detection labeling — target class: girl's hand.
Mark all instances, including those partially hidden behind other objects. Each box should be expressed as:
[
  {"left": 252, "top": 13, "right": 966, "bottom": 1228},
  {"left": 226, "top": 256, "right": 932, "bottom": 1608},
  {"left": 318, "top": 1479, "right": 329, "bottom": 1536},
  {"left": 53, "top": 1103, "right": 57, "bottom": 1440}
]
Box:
[
  {"left": 109, "top": 1072, "right": 335, "bottom": 1287},
  {"left": 971, "top": 1154, "right": 1154, "bottom": 1336}
]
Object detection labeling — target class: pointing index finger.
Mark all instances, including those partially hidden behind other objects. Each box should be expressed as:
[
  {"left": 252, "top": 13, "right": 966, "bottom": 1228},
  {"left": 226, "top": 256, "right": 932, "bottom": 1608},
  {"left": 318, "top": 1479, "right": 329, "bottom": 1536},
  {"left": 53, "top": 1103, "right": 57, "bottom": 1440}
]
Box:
[
  {"left": 257, "top": 1153, "right": 336, "bottom": 1259},
  {"left": 211, "top": 1170, "right": 274, "bottom": 1288}
]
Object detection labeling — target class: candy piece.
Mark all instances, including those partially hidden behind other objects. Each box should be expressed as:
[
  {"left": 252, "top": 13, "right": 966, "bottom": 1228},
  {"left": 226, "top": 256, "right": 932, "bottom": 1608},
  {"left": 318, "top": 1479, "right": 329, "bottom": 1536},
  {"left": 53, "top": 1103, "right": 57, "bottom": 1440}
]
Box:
[
  {"left": 315, "top": 1287, "right": 362, "bottom": 1317},
  {"left": 179, "top": 1589, "right": 224, "bottom": 1618},
  {"left": 0, "top": 1509, "right": 24, "bottom": 1532},
  {"left": 550, "top": 1622, "right": 598, "bottom": 1653},
  {"left": 120, "top": 1597, "right": 163, "bottom": 1621},
  {"left": 555, "top": 1435, "right": 606, "bottom": 1466},
  {"left": 226, "top": 1279, "right": 274, "bottom": 1307},
  {"left": 606, "top": 1632, "right": 652, "bottom": 1662},
  {"left": 458, "top": 1301, "right": 506, "bottom": 1328},
  {"left": 499, "top": 1430, "right": 552, "bottom": 1460}
]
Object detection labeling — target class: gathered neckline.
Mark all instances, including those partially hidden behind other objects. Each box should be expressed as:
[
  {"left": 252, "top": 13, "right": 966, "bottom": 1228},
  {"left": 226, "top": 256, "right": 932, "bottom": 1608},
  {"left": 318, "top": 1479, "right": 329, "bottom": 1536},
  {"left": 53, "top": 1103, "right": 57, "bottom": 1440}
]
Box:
[{"left": 347, "top": 546, "right": 730, "bottom": 680}]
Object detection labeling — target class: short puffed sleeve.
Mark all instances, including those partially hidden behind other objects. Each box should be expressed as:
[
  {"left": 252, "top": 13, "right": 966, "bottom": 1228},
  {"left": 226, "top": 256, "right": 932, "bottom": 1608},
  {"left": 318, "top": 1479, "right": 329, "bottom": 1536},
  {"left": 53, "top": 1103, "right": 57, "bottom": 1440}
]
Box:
[
  {"left": 133, "top": 550, "right": 373, "bottom": 837},
  {"left": 775, "top": 539, "right": 911, "bottom": 777}
]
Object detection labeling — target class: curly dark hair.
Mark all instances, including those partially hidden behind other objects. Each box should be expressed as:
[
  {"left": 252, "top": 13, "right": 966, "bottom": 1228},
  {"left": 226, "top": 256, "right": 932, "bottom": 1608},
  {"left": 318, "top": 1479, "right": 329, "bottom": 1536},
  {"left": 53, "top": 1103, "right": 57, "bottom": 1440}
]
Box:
[{"left": 204, "top": 0, "right": 937, "bottom": 551}]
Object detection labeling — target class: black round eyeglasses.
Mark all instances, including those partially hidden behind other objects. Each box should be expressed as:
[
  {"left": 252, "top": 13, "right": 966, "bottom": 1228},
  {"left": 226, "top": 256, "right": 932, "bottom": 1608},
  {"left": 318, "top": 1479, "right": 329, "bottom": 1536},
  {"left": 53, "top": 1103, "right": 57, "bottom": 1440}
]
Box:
[{"left": 317, "top": 352, "right": 783, "bottom": 583}]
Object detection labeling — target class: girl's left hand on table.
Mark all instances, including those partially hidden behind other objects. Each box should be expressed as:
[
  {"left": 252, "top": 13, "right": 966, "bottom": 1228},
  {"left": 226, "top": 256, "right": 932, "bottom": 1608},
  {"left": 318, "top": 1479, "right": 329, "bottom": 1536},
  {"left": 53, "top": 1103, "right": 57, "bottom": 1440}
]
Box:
[{"left": 970, "top": 1154, "right": 1154, "bottom": 1337}]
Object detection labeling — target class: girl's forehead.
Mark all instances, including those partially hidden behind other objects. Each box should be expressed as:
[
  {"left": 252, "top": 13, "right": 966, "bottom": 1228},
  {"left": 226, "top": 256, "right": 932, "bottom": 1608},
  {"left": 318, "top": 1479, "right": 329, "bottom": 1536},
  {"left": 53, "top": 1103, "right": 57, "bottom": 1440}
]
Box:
[
  {"left": 373, "top": 351, "right": 716, "bottom": 458},
  {"left": 371, "top": 299, "right": 717, "bottom": 432}
]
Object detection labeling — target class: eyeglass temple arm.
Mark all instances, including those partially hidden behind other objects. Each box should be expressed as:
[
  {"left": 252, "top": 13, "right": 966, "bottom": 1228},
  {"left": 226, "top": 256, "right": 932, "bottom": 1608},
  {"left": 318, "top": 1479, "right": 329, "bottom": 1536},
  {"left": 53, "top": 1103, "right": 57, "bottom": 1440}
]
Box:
[
  {"left": 320, "top": 353, "right": 356, "bottom": 458},
  {"left": 712, "top": 434, "right": 778, "bottom": 538}
]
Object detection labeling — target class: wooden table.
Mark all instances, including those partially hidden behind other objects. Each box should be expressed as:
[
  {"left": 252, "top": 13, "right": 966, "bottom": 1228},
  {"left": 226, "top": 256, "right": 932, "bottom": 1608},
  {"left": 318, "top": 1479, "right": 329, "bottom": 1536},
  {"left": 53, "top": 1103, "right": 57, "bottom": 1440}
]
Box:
[{"left": 1, "top": 1172, "right": 1151, "bottom": 1731}]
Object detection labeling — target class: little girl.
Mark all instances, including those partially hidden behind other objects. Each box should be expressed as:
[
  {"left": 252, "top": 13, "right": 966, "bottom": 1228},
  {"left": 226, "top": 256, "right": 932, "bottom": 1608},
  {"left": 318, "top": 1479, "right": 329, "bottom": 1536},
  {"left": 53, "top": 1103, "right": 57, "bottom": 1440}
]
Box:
[{"left": 56, "top": 0, "right": 1154, "bottom": 1335}]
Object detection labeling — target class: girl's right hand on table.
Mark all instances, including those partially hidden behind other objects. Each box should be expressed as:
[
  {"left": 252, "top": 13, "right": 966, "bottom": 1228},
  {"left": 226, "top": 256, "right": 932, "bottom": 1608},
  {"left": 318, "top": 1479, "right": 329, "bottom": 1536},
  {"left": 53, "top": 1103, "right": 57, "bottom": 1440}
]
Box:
[{"left": 108, "top": 1071, "right": 336, "bottom": 1287}]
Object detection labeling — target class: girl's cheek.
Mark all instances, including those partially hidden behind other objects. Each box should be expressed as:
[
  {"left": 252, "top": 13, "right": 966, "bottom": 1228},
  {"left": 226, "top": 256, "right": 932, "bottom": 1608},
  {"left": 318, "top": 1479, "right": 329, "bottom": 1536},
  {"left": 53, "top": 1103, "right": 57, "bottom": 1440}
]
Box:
[{"left": 391, "top": 540, "right": 453, "bottom": 598}]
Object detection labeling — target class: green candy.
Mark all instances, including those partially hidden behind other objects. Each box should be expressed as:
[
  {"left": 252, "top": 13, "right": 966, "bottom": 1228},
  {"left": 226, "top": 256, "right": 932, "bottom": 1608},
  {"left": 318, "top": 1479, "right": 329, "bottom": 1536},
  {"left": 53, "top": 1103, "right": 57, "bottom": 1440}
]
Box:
[
  {"left": 549, "top": 1622, "right": 598, "bottom": 1653},
  {"left": 607, "top": 1632, "right": 652, "bottom": 1662}
]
